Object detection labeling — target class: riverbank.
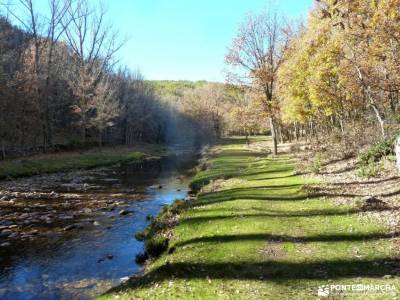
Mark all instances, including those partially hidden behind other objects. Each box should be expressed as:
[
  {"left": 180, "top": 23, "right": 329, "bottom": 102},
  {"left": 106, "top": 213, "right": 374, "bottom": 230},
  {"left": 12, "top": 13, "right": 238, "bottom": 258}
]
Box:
[
  {"left": 100, "top": 136, "right": 400, "bottom": 299},
  {"left": 0, "top": 148, "right": 199, "bottom": 299},
  {"left": 0, "top": 144, "right": 166, "bottom": 180}
]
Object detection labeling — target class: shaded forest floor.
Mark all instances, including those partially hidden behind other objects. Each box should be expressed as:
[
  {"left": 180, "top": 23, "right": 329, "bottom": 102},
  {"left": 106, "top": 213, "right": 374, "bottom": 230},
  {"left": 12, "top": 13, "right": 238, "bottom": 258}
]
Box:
[
  {"left": 0, "top": 144, "right": 167, "bottom": 180},
  {"left": 100, "top": 136, "right": 400, "bottom": 299}
]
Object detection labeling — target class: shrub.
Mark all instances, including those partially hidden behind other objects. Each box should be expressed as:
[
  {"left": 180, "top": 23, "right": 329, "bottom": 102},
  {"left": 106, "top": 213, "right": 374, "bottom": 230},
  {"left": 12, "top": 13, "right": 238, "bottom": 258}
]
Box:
[
  {"left": 134, "top": 230, "right": 147, "bottom": 241},
  {"left": 134, "top": 198, "right": 186, "bottom": 263},
  {"left": 358, "top": 138, "right": 395, "bottom": 166},
  {"left": 310, "top": 153, "right": 322, "bottom": 174},
  {"left": 135, "top": 252, "right": 149, "bottom": 264},
  {"left": 145, "top": 236, "right": 169, "bottom": 257},
  {"left": 357, "top": 162, "right": 382, "bottom": 178}
]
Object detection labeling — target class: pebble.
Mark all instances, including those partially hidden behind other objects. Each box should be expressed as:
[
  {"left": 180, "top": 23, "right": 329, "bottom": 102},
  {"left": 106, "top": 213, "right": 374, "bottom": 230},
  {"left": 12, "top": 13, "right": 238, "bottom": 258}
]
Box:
[
  {"left": 19, "top": 213, "right": 29, "bottom": 219},
  {"left": 93, "top": 221, "right": 100, "bottom": 226},
  {"left": 8, "top": 233, "right": 19, "bottom": 238},
  {"left": 0, "top": 242, "right": 11, "bottom": 247},
  {"left": 0, "top": 229, "right": 12, "bottom": 237},
  {"left": 83, "top": 208, "right": 92, "bottom": 214},
  {"left": 63, "top": 224, "right": 78, "bottom": 231}
]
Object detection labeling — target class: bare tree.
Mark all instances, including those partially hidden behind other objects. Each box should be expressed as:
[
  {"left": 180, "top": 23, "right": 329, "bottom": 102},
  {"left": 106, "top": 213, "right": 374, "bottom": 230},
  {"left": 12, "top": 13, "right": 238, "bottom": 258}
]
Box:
[
  {"left": 226, "top": 8, "right": 290, "bottom": 154},
  {"left": 5, "top": 0, "right": 74, "bottom": 151},
  {"left": 182, "top": 83, "right": 228, "bottom": 139},
  {"left": 89, "top": 74, "right": 120, "bottom": 146},
  {"left": 62, "top": 0, "right": 123, "bottom": 144}
]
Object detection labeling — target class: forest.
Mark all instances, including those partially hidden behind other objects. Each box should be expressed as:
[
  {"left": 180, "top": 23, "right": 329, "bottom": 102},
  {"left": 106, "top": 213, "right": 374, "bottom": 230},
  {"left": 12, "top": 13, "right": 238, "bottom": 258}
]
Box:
[
  {"left": 0, "top": 1, "right": 267, "bottom": 160},
  {"left": 1, "top": 0, "right": 400, "bottom": 299}
]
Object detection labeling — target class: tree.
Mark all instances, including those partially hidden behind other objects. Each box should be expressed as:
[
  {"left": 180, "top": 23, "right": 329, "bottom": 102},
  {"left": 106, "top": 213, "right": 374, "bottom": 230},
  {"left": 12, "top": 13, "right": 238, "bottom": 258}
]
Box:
[
  {"left": 5, "top": 0, "right": 73, "bottom": 151},
  {"left": 182, "top": 83, "right": 228, "bottom": 139},
  {"left": 226, "top": 8, "right": 290, "bottom": 154},
  {"left": 62, "top": 0, "right": 123, "bottom": 144},
  {"left": 316, "top": 0, "right": 400, "bottom": 138},
  {"left": 228, "top": 89, "right": 265, "bottom": 143}
]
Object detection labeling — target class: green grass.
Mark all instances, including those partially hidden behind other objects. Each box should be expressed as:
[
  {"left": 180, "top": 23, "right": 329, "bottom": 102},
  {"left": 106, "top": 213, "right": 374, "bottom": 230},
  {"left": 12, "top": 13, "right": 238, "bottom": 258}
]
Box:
[
  {"left": 100, "top": 136, "right": 400, "bottom": 299},
  {"left": 0, "top": 148, "right": 152, "bottom": 180}
]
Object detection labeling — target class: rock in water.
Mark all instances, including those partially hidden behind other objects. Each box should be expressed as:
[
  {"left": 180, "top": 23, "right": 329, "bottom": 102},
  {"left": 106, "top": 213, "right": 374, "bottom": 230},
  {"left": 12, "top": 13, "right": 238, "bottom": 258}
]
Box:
[
  {"left": 396, "top": 136, "right": 400, "bottom": 172},
  {"left": 63, "top": 224, "right": 78, "bottom": 231},
  {"left": 119, "top": 209, "right": 130, "bottom": 216}
]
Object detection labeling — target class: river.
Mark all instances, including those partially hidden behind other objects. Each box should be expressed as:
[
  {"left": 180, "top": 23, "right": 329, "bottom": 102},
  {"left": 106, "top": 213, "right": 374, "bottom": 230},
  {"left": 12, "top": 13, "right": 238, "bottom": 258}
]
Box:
[{"left": 0, "top": 146, "right": 199, "bottom": 299}]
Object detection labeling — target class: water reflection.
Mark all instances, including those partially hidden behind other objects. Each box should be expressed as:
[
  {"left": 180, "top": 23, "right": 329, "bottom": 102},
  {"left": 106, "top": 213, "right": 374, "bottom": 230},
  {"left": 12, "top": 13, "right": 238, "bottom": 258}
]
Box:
[{"left": 0, "top": 149, "right": 199, "bottom": 299}]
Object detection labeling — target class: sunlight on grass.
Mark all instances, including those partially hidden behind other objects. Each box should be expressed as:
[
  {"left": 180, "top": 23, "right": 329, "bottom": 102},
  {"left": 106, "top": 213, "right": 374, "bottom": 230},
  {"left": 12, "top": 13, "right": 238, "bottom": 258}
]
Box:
[{"left": 99, "top": 136, "right": 399, "bottom": 300}]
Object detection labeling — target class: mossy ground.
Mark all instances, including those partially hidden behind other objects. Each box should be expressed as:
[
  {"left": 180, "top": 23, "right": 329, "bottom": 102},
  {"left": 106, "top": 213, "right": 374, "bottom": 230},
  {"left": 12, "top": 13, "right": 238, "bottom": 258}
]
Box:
[
  {"left": 100, "top": 136, "right": 400, "bottom": 299},
  {"left": 0, "top": 144, "right": 166, "bottom": 179}
]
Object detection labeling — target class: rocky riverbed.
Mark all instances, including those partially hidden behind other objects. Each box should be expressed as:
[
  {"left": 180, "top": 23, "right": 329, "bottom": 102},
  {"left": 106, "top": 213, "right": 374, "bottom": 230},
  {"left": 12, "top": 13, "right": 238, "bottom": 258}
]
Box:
[
  {"left": 0, "top": 151, "right": 198, "bottom": 299},
  {"left": 0, "top": 168, "right": 144, "bottom": 249}
]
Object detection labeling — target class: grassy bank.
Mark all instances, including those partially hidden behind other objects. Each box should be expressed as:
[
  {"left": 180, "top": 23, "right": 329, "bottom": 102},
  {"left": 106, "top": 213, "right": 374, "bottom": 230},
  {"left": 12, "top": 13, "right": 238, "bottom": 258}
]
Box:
[
  {"left": 0, "top": 144, "right": 166, "bottom": 180},
  {"left": 100, "top": 136, "right": 400, "bottom": 299}
]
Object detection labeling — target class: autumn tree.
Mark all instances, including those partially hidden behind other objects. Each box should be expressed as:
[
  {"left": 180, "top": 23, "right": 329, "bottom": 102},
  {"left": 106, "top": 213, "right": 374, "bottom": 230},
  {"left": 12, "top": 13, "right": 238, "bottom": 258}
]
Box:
[
  {"left": 226, "top": 9, "right": 290, "bottom": 154},
  {"left": 228, "top": 89, "right": 266, "bottom": 143},
  {"left": 316, "top": 0, "right": 400, "bottom": 138},
  {"left": 182, "top": 83, "right": 228, "bottom": 139}
]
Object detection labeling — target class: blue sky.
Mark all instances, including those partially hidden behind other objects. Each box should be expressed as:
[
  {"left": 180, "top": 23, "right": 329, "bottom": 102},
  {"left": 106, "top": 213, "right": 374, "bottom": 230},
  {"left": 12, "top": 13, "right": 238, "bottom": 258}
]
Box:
[
  {"left": 4, "top": 0, "right": 313, "bottom": 81},
  {"left": 109, "top": 0, "right": 314, "bottom": 82}
]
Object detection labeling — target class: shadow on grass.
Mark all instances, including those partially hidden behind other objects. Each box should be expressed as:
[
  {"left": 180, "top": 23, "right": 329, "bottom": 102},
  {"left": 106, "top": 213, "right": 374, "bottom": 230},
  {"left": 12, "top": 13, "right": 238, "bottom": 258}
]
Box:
[
  {"left": 330, "top": 176, "right": 400, "bottom": 186},
  {"left": 190, "top": 148, "right": 294, "bottom": 191},
  {"left": 193, "top": 188, "right": 313, "bottom": 207},
  {"left": 174, "top": 232, "right": 400, "bottom": 247},
  {"left": 102, "top": 138, "right": 400, "bottom": 297},
  {"left": 179, "top": 208, "right": 366, "bottom": 225},
  {"left": 109, "top": 258, "right": 400, "bottom": 292},
  {"left": 200, "top": 184, "right": 305, "bottom": 196}
]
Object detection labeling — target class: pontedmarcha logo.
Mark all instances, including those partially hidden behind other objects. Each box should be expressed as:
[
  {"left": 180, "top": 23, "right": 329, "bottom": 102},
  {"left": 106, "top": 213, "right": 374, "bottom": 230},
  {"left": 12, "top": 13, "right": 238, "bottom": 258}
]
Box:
[
  {"left": 317, "top": 283, "right": 397, "bottom": 298},
  {"left": 317, "top": 285, "right": 330, "bottom": 297}
]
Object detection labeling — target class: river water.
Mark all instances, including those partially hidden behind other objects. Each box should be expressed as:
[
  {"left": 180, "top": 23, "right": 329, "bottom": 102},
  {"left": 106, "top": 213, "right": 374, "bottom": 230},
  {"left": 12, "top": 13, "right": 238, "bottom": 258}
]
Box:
[{"left": 0, "top": 147, "right": 199, "bottom": 299}]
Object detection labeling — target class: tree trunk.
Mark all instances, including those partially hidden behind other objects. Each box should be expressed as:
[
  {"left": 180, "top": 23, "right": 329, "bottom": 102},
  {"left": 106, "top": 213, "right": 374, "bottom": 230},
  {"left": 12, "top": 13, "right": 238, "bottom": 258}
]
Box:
[
  {"left": 42, "top": 119, "right": 47, "bottom": 153},
  {"left": 396, "top": 136, "right": 400, "bottom": 173},
  {"left": 370, "top": 103, "right": 385, "bottom": 138},
  {"left": 81, "top": 114, "right": 87, "bottom": 146},
  {"left": 278, "top": 124, "right": 284, "bottom": 144},
  {"left": 339, "top": 118, "right": 344, "bottom": 135},
  {"left": 269, "top": 117, "right": 278, "bottom": 155},
  {"left": 1, "top": 139, "right": 5, "bottom": 160},
  {"left": 98, "top": 129, "right": 103, "bottom": 147}
]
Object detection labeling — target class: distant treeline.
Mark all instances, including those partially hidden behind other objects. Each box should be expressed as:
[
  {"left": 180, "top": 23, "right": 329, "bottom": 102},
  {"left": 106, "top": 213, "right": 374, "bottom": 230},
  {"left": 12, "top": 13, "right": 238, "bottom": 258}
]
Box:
[
  {"left": 0, "top": 12, "right": 201, "bottom": 158},
  {"left": 0, "top": 0, "right": 265, "bottom": 160}
]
